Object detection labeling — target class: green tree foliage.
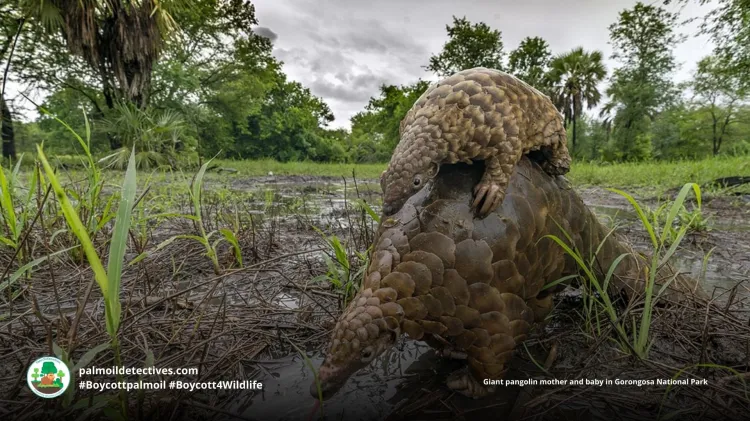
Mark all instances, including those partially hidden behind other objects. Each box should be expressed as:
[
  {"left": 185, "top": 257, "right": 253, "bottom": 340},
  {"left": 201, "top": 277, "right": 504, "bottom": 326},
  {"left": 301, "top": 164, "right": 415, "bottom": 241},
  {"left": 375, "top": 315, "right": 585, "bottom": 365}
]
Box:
[
  {"left": 688, "top": 54, "right": 749, "bottom": 155},
  {"left": 237, "top": 74, "right": 343, "bottom": 162},
  {"left": 425, "top": 16, "right": 505, "bottom": 76},
  {"left": 36, "top": 89, "right": 105, "bottom": 154},
  {"left": 10, "top": 0, "right": 346, "bottom": 164},
  {"left": 349, "top": 81, "right": 430, "bottom": 163},
  {"left": 564, "top": 114, "right": 611, "bottom": 161},
  {"left": 7, "top": 3, "right": 750, "bottom": 165},
  {"left": 666, "top": 0, "right": 750, "bottom": 89},
  {"left": 651, "top": 102, "right": 750, "bottom": 160},
  {"left": 546, "top": 47, "right": 607, "bottom": 149},
  {"left": 508, "top": 36, "right": 552, "bottom": 90},
  {"left": 18, "top": 0, "right": 187, "bottom": 109},
  {"left": 603, "top": 2, "right": 682, "bottom": 161},
  {"left": 98, "top": 103, "right": 199, "bottom": 169},
  {"left": 139, "top": 0, "right": 343, "bottom": 162}
]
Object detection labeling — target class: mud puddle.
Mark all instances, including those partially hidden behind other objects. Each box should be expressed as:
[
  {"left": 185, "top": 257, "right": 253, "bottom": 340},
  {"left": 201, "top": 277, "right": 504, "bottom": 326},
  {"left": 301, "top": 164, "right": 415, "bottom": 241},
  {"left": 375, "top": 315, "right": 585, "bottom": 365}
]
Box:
[
  {"left": 222, "top": 339, "right": 531, "bottom": 421},
  {"left": 586, "top": 200, "right": 750, "bottom": 300}
]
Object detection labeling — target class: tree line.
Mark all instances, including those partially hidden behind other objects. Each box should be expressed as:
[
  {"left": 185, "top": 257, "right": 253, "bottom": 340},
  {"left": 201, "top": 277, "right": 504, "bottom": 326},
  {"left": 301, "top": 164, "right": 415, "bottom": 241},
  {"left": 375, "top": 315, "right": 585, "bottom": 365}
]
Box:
[{"left": 0, "top": 0, "right": 748, "bottom": 167}]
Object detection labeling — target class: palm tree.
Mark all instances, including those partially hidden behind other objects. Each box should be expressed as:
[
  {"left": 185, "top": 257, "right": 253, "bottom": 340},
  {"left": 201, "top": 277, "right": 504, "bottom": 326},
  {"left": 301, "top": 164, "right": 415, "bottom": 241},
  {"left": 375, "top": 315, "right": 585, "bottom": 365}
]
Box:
[
  {"left": 546, "top": 47, "right": 607, "bottom": 149},
  {"left": 15, "top": 0, "right": 187, "bottom": 148},
  {"left": 20, "top": 0, "right": 184, "bottom": 107}
]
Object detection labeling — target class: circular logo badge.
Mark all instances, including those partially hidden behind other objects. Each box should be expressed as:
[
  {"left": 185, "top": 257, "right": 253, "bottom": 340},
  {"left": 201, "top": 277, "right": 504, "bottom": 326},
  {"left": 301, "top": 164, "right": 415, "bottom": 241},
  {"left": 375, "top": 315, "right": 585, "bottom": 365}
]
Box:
[{"left": 27, "top": 356, "right": 70, "bottom": 398}]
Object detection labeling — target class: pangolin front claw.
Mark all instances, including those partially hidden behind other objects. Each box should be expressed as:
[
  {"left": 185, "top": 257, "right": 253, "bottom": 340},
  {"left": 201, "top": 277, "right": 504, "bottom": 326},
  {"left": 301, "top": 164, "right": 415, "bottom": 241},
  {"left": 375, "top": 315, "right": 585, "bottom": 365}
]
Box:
[
  {"left": 445, "top": 367, "right": 495, "bottom": 398},
  {"left": 472, "top": 180, "right": 504, "bottom": 218},
  {"left": 424, "top": 335, "right": 468, "bottom": 359},
  {"left": 438, "top": 347, "right": 468, "bottom": 360}
]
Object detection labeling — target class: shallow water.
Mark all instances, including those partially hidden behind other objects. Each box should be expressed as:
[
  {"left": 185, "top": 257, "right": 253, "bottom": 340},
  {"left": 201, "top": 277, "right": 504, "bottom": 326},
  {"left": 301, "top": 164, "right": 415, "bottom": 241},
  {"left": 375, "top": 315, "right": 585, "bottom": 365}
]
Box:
[
  {"left": 589, "top": 204, "right": 750, "bottom": 299},
  {"left": 221, "top": 339, "right": 524, "bottom": 421},
  {"left": 589, "top": 203, "right": 750, "bottom": 232},
  {"left": 223, "top": 340, "right": 443, "bottom": 421}
]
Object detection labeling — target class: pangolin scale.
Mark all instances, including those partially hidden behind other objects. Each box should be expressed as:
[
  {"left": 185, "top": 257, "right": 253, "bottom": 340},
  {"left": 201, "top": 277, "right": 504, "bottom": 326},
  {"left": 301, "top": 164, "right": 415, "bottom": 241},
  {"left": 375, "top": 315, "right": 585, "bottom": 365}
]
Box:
[{"left": 380, "top": 67, "right": 571, "bottom": 217}]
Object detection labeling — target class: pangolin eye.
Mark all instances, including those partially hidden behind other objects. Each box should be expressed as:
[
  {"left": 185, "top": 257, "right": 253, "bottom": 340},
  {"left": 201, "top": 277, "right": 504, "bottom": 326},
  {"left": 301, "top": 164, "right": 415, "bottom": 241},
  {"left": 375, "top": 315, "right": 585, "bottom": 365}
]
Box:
[
  {"left": 413, "top": 177, "right": 421, "bottom": 186},
  {"left": 361, "top": 347, "right": 374, "bottom": 361}
]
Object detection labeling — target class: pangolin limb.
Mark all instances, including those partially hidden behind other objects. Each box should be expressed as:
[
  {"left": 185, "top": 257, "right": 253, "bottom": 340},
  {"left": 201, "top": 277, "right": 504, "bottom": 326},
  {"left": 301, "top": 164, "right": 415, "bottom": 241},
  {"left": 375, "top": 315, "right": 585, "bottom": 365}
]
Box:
[
  {"left": 313, "top": 157, "right": 703, "bottom": 400},
  {"left": 380, "top": 67, "right": 571, "bottom": 218}
]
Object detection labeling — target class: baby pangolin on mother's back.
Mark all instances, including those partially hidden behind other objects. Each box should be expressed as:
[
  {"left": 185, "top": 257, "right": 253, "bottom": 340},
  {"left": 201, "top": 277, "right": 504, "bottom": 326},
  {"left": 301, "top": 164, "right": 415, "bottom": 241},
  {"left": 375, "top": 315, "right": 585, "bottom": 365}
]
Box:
[{"left": 380, "top": 67, "right": 571, "bottom": 217}]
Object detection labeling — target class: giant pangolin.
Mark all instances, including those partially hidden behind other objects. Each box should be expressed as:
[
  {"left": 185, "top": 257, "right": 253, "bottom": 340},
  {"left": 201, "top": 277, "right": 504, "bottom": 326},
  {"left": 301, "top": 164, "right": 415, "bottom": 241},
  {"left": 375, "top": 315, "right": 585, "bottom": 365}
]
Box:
[
  {"left": 380, "top": 67, "right": 571, "bottom": 218},
  {"left": 312, "top": 157, "right": 702, "bottom": 400}
]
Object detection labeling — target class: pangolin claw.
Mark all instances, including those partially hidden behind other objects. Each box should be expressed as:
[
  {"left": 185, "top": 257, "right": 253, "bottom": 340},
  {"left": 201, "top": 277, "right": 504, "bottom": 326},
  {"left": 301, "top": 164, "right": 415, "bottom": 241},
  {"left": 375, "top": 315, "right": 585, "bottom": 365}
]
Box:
[
  {"left": 446, "top": 367, "right": 495, "bottom": 398},
  {"left": 438, "top": 347, "right": 468, "bottom": 360},
  {"left": 472, "top": 180, "right": 504, "bottom": 217}
]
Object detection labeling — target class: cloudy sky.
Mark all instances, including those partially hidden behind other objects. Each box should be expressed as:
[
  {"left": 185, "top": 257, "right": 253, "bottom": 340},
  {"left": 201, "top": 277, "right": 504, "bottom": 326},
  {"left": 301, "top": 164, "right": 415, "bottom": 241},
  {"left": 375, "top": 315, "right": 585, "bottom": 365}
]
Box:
[
  {"left": 5, "top": 0, "right": 716, "bottom": 128},
  {"left": 250, "top": 0, "right": 716, "bottom": 129}
]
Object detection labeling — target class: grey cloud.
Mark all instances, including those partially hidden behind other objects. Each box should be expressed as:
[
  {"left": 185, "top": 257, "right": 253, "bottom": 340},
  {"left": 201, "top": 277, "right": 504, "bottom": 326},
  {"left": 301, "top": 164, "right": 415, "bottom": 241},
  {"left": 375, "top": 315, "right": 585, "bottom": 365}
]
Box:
[
  {"left": 251, "top": 0, "right": 713, "bottom": 129},
  {"left": 275, "top": 47, "right": 357, "bottom": 73},
  {"left": 308, "top": 80, "right": 376, "bottom": 103},
  {"left": 308, "top": 62, "right": 392, "bottom": 103},
  {"left": 253, "top": 26, "right": 278, "bottom": 42}
]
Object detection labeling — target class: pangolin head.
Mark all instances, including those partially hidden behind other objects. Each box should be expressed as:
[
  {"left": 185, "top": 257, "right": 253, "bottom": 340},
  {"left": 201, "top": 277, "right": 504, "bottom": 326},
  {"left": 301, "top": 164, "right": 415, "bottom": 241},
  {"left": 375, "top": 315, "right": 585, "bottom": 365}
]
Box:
[
  {"left": 380, "top": 157, "right": 438, "bottom": 217},
  {"left": 380, "top": 101, "right": 462, "bottom": 217},
  {"left": 313, "top": 176, "right": 437, "bottom": 401},
  {"left": 310, "top": 288, "right": 401, "bottom": 400}
]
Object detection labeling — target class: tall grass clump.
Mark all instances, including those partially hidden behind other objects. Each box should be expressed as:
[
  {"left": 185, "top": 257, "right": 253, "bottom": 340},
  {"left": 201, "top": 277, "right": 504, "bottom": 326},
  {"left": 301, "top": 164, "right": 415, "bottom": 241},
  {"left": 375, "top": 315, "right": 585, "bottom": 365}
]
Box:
[
  {"left": 28, "top": 105, "right": 123, "bottom": 263},
  {"left": 545, "top": 182, "right": 702, "bottom": 358},
  {"left": 311, "top": 198, "right": 379, "bottom": 306},
  {"left": 132, "top": 159, "right": 243, "bottom": 274},
  {"left": 312, "top": 228, "right": 367, "bottom": 305},
  {"left": 0, "top": 155, "right": 37, "bottom": 263},
  {"left": 646, "top": 198, "right": 709, "bottom": 245},
  {"left": 37, "top": 142, "right": 138, "bottom": 417}
]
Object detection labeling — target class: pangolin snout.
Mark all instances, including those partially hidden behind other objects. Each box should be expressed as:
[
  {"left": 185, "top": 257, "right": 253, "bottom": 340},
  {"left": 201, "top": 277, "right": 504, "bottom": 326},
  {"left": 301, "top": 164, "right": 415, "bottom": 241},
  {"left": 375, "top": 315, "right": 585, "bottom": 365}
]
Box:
[
  {"left": 310, "top": 363, "right": 348, "bottom": 400},
  {"left": 309, "top": 379, "right": 342, "bottom": 401}
]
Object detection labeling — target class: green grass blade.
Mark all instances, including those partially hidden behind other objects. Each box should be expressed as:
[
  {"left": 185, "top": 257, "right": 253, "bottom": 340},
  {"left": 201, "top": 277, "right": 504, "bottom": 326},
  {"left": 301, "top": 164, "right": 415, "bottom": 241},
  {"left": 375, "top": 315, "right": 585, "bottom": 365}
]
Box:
[
  {"left": 603, "top": 253, "right": 631, "bottom": 291},
  {"left": 105, "top": 148, "right": 137, "bottom": 334},
  {"left": 542, "top": 274, "right": 579, "bottom": 291},
  {"left": 35, "top": 105, "right": 93, "bottom": 162},
  {"left": 0, "top": 162, "right": 17, "bottom": 240},
  {"left": 355, "top": 199, "right": 381, "bottom": 223},
  {"left": 11, "top": 153, "right": 23, "bottom": 177},
  {"left": 190, "top": 159, "right": 212, "bottom": 223},
  {"left": 660, "top": 183, "right": 700, "bottom": 245},
  {"left": 543, "top": 235, "right": 598, "bottom": 288},
  {"left": 0, "top": 236, "right": 15, "bottom": 247},
  {"left": 37, "top": 145, "right": 110, "bottom": 297},
  {"left": 219, "top": 228, "right": 243, "bottom": 267},
  {"left": 72, "top": 342, "right": 111, "bottom": 373},
  {"left": 21, "top": 165, "right": 39, "bottom": 229},
  {"left": 0, "top": 246, "right": 79, "bottom": 294},
  {"left": 658, "top": 223, "right": 691, "bottom": 268},
  {"left": 608, "top": 188, "right": 658, "bottom": 249}
]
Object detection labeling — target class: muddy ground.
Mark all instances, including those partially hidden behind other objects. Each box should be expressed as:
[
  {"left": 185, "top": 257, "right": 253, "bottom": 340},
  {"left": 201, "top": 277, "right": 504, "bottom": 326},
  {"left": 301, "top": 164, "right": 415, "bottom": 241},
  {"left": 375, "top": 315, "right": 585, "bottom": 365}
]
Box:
[{"left": 1, "top": 173, "right": 748, "bottom": 421}]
